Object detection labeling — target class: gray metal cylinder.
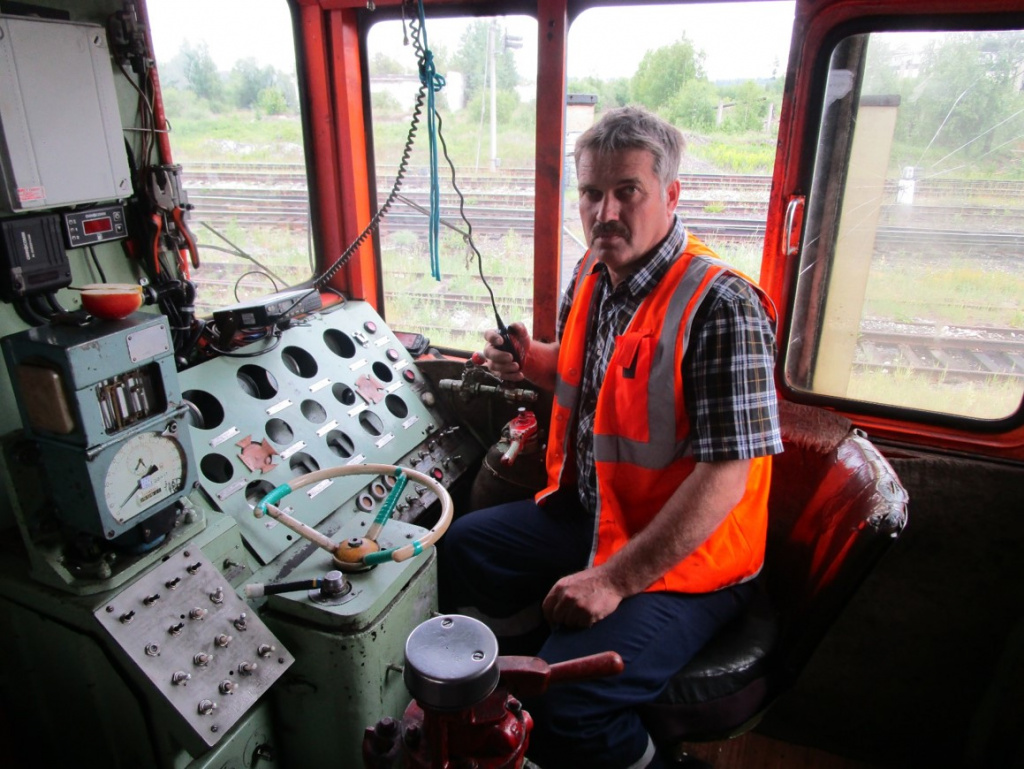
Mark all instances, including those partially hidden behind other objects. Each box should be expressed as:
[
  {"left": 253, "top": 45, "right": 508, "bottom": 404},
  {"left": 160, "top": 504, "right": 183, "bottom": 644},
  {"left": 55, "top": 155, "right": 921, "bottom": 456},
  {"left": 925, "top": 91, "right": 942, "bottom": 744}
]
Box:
[{"left": 403, "top": 614, "right": 500, "bottom": 710}]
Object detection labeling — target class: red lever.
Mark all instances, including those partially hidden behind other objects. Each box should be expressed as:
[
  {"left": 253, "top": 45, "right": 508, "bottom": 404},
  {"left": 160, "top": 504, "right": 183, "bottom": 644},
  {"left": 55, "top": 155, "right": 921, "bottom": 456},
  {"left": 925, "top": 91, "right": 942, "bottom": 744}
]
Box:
[{"left": 496, "top": 650, "right": 625, "bottom": 697}]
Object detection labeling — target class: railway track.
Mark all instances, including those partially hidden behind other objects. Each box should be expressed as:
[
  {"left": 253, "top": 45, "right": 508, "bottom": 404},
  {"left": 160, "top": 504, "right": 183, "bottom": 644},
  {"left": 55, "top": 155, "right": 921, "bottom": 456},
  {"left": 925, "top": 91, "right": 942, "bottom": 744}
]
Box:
[
  {"left": 181, "top": 166, "right": 1024, "bottom": 383},
  {"left": 374, "top": 289, "right": 1024, "bottom": 383},
  {"left": 182, "top": 175, "right": 1024, "bottom": 250},
  {"left": 187, "top": 262, "right": 1023, "bottom": 384},
  {"left": 182, "top": 163, "right": 1024, "bottom": 200},
  {"left": 854, "top": 324, "right": 1024, "bottom": 383}
]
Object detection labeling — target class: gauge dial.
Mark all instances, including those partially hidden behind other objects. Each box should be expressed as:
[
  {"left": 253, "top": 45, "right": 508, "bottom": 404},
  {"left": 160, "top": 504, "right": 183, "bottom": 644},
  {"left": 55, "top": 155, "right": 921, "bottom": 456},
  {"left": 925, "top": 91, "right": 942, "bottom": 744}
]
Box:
[{"left": 103, "top": 432, "right": 188, "bottom": 523}]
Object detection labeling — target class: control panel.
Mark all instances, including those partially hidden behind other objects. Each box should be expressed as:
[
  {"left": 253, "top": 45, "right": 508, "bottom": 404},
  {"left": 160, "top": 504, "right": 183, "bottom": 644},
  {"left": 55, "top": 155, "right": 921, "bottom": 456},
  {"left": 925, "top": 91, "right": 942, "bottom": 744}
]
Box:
[
  {"left": 179, "top": 300, "right": 480, "bottom": 565},
  {"left": 94, "top": 546, "right": 293, "bottom": 751}
]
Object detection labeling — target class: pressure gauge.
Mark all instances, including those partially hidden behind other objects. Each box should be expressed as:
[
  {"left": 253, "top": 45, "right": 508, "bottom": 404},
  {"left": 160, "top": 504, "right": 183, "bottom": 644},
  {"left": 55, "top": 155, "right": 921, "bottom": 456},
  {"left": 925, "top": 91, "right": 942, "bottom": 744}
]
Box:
[
  {"left": 2, "top": 314, "right": 197, "bottom": 541},
  {"left": 103, "top": 430, "right": 188, "bottom": 523}
]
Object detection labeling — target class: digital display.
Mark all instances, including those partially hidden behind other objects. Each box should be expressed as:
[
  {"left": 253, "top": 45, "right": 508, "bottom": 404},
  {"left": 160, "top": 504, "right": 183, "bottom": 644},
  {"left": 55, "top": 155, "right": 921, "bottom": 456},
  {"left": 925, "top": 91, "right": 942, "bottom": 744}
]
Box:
[
  {"left": 63, "top": 205, "right": 127, "bottom": 248},
  {"left": 83, "top": 216, "right": 113, "bottom": 235}
]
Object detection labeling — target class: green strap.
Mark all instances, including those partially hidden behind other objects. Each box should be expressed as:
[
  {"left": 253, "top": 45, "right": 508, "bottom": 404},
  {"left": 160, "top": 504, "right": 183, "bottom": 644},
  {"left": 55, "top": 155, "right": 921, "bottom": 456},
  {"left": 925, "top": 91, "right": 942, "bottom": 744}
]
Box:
[
  {"left": 257, "top": 484, "right": 293, "bottom": 515},
  {"left": 372, "top": 469, "right": 408, "bottom": 529}
]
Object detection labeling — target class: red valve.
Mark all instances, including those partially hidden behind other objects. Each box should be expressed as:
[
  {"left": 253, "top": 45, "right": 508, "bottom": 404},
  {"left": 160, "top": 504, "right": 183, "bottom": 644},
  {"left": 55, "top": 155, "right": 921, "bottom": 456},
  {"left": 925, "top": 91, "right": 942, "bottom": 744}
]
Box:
[
  {"left": 363, "top": 617, "right": 624, "bottom": 769},
  {"left": 500, "top": 409, "right": 539, "bottom": 466}
]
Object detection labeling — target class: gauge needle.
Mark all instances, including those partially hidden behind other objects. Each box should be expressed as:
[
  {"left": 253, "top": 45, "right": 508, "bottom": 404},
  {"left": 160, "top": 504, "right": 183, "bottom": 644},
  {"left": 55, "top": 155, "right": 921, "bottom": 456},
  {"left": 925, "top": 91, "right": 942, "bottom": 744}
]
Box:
[{"left": 121, "top": 464, "right": 160, "bottom": 508}]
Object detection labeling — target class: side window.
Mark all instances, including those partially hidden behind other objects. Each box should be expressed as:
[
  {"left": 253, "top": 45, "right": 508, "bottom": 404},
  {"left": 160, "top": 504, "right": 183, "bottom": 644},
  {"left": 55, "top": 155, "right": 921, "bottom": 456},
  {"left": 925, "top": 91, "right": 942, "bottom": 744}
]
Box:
[
  {"left": 787, "top": 30, "right": 1024, "bottom": 420},
  {"left": 147, "top": 0, "right": 312, "bottom": 315},
  {"left": 366, "top": 15, "right": 538, "bottom": 349},
  {"left": 564, "top": 2, "right": 796, "bottom": 293}
]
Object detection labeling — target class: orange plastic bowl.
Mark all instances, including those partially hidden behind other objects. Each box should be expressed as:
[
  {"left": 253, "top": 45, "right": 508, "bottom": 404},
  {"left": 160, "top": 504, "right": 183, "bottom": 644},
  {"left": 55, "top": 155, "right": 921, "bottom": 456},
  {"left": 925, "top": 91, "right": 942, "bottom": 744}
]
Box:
[{"left": 80, "top": 283, "right": 143, "bottom": 320}]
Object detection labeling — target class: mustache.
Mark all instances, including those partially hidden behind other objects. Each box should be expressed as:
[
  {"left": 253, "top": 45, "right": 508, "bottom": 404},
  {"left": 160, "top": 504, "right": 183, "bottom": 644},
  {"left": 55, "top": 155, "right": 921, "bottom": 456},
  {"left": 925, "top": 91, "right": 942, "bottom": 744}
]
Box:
[{"left": 591, "top": 222, "right": 631, "bottom": 241}]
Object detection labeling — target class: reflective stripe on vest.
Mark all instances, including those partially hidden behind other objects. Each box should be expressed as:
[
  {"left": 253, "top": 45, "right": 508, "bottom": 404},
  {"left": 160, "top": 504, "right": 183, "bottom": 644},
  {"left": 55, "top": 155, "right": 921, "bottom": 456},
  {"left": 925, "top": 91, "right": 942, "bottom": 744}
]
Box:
[
  {"left": 538, "top": 234, "right": 775, "bottom": 593},
  {"left": 591, "top": 255, "right": 723, "bottom": 469}
]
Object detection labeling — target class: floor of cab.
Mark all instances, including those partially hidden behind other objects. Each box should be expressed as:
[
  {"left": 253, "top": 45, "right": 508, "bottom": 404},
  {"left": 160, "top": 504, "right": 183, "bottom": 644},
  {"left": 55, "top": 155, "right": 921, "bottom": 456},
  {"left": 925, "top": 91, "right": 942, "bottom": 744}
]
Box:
[{"left": 681, "top": 730, "right": 878, "bottom": 769}]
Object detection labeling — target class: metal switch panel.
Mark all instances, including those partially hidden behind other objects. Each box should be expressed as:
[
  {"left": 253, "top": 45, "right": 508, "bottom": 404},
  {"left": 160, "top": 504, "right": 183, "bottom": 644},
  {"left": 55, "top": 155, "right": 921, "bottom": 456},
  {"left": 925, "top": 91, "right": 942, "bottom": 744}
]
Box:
[{"left": 94, "top": 547, "right": 294, "bottom": 749}]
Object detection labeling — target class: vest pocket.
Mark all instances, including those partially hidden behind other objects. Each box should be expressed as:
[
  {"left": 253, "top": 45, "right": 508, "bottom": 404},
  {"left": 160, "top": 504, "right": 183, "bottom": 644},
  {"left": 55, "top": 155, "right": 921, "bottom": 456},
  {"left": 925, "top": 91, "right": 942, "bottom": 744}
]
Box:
[
  {"left": 611, "top": 331, "right": 652, "bottom": 380},
  {"left": 601, "top": 332, "right": 655, "bottom": 442}
]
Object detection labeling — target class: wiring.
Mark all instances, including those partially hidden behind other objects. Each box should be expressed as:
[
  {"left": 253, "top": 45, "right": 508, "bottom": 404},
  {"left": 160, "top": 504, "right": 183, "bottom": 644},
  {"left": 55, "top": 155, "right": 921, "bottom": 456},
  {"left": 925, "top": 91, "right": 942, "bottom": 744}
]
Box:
[
  {"left": 205, "top": 327, "right": 283, "bottom": 358},
  {"left": 315, "top": 0, "right": 508, "bottom": 336},
  {"left": 14, "top": 297, "right": 49, "bottom": 327},
  {"left": 231, "top": 270, "right": 281, "bottom": 304},
  {"left": 87, "top": 246, "right": 109, "bottom": 283},
  {"left": 199, "top": 222, "right": 290, "bottom": 287},
  {"left": 413, "top": 0, "right": 444, "bottom": 280},
  {"left": 434, "top": 111, "right": 506, "bottom": 332}
]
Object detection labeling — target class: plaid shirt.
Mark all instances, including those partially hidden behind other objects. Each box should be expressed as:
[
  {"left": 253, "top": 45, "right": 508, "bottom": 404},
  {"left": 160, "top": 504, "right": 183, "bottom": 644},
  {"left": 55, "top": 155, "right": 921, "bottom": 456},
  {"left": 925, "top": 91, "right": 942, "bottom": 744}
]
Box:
[{"left": 556, "top": 216, "right": 783, "bottom": 513}]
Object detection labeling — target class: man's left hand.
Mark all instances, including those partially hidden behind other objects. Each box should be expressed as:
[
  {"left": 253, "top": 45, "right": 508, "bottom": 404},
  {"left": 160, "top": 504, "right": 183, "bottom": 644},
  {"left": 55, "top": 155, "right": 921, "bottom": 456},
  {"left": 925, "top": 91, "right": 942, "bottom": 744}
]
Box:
[{"left": 542, "top": 567, "right": 625, "bottom": 628}]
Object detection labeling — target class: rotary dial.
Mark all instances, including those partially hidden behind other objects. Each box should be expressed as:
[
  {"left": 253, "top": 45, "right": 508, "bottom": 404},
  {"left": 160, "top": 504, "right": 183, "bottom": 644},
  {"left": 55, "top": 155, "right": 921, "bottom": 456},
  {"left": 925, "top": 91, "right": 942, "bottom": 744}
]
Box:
[{"left": 103, "top": 432, "right": 188, "bottom": 523}]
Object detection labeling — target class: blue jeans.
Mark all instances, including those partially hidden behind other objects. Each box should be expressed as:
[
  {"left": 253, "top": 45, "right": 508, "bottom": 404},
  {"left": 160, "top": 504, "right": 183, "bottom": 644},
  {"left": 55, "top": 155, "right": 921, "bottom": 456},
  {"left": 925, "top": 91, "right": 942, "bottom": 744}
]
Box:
[{"left": 438, "top": 497, "right": 754, "bottom": 768}]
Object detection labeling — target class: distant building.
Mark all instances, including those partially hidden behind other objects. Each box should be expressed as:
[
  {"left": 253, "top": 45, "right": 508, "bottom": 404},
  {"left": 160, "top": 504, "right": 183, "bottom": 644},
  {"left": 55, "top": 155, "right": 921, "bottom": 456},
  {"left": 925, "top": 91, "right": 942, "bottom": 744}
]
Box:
[
  {"left": 370, "top": 71, "right": 466, "bottom": 111},
  {"left": 566, "top": 92, "right": 598, "bottom": 134}
]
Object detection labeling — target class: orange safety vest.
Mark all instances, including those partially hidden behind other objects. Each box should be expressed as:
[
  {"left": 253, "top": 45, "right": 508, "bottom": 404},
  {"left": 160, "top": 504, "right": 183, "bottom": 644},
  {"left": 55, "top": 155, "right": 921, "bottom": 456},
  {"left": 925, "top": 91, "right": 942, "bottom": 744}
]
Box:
[{"left": 536, "top": 233, "right": 776, "bottom": 593}]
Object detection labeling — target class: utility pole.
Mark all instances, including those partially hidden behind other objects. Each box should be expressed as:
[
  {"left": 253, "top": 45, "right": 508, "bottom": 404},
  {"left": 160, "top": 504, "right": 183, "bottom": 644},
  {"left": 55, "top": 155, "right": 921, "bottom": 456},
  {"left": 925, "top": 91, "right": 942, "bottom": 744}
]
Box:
[
  {"left": 487, "top": 22, "right": 522, "bottom": 172},
  {"left": 489, "top": 20, "right": 499, "bottom": 171}
]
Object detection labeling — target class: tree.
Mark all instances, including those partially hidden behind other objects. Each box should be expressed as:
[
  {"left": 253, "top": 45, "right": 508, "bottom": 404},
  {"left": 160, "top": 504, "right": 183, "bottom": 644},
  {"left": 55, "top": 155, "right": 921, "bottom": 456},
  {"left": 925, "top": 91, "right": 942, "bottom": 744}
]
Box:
[
  {"left": 371, "top": 52, "right": 411, "bottom": 76},
  {"left": 451, "top": 20, "right": 519, "bottom": 104},
  {"left": 181, "top": 41, "right": 223, "bottom": 103},
  {"left": 630, "top": 35, "right": 706, "bottom": 111},
  {"left": 664, "top": 79, "right": 718, "bottom": 131},
  {"left": 231, "top": 58, "right": 276, "bottom": 109},
  {"left": 719, "top": 80, "right": 768, "bottom": 133},
  {"left": 256, "top": 87, "right": 288, "bottom": 116},
  {"left": 909, "top": 32, "right": 1023, "bottom": 160}
]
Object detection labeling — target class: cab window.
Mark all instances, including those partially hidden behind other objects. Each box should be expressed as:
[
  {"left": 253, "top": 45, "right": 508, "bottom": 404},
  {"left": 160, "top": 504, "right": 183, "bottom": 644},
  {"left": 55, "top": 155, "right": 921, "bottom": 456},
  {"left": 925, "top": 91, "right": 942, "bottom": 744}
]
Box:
[
  {"left": 147, "top": 0, "right": 312, "bottom": 316},
  {"left": 561, "top": 1, "right": 795, "bottom": 292},
  {"left": 787, "top": 29, "right": 1024, "bottom": 420},
  {"left": 366, "top": 14, "right": 538, "bottom": 351}
]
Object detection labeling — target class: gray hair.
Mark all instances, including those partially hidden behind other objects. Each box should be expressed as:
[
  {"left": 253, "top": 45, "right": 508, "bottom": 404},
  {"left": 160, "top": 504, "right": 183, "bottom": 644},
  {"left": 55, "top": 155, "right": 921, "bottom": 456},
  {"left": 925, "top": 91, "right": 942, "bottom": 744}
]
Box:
[{"left": 573, "top": 106, "right": 685, "bottom": 189}]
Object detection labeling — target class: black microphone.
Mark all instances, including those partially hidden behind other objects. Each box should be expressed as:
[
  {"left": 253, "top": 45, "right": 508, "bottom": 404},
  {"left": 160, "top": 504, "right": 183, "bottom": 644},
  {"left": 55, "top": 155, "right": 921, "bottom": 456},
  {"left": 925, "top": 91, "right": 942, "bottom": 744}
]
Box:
[{"left": 494, "top": 314, "right": 522, "bottom": 366}]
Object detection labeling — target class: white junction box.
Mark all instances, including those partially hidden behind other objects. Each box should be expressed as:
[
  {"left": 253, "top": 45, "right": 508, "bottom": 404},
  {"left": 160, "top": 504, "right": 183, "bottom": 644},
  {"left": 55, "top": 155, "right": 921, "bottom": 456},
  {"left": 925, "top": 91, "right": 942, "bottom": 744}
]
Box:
[{"left": 0, "top": 15, "right": 131, "bottom": 212}]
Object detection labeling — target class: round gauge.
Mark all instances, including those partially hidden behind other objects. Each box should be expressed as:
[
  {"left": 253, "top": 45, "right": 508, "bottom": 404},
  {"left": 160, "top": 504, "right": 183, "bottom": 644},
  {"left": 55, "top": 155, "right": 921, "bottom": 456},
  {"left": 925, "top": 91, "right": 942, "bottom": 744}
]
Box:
[{"left": 103, "top": 432, "right": 188, "bottom": 523}]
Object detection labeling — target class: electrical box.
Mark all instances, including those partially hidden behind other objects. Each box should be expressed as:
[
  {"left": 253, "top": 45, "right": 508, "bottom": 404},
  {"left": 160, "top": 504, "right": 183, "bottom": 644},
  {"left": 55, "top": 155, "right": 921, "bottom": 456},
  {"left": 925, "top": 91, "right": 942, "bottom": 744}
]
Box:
[{"left": 0, "top": 15, "right": 131, "bottom": 213}]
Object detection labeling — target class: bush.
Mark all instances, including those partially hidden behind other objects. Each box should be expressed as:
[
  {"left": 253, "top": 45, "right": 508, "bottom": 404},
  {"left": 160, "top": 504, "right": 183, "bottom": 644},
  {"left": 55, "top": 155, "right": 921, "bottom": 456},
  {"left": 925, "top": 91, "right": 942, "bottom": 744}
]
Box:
[{"left": 256, "top": 88, "right": 288, "bottom": 117}]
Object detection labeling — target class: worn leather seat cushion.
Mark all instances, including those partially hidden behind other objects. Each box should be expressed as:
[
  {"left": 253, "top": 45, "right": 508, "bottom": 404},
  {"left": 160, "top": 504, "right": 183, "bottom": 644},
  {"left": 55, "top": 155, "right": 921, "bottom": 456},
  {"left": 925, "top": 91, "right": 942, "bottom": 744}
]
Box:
[
  {"left": 660, "top": 584, "right": 779, "bottom": 704},
  {"left": 641, "top": 585, "right": 779, "bottom": 742}
]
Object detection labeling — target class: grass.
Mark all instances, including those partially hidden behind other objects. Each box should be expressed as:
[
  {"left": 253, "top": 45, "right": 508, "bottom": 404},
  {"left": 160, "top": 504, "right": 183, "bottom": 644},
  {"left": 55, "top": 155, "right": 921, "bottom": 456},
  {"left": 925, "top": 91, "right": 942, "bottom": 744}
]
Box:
[
  {"left": 847, "top": 368, "right": 1022, "bottom": 420},
  {"left": 689, "top": 134, "right": 777, "bottom": 175},
  {"left": 864, "top": 254, "right": 1024, "bottom": 328},
  {"left": 380, "top": 228, "right": 533, "bottom": 348}
]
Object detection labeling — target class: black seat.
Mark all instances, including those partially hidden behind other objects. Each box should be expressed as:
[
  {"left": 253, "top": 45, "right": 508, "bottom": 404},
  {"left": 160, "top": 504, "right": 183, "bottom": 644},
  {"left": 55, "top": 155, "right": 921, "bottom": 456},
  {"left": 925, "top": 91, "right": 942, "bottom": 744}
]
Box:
[{"left": 639, "top": 401, "right": 909, "bottom": 747}]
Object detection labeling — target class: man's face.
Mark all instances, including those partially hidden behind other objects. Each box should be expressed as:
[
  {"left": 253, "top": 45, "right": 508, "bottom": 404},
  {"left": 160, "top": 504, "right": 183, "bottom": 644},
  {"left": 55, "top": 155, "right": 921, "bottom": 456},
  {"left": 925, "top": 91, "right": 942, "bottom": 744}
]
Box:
[{"left": 576, "top": 147, "right": 681, "bottom": 286}]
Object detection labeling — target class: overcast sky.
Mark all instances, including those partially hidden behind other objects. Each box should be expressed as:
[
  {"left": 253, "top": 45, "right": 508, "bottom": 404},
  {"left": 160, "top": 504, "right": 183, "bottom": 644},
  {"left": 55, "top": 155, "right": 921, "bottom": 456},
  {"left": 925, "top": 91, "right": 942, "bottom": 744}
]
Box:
[{"left": 148, "top": 0, "right": 795, "bottom": 83}]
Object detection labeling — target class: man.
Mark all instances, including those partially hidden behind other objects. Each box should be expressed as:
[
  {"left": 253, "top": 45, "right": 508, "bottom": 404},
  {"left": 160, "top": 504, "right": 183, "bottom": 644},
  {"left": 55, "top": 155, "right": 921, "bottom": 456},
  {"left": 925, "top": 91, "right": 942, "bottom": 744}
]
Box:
[{"left": 439, "top": 106, "right": 782, "bottom": 768}]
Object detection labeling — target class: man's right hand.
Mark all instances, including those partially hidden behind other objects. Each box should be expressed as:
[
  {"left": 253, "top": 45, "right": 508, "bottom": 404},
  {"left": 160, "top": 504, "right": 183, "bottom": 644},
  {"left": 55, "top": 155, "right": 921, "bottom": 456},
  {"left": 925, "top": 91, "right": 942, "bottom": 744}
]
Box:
[{"left": 479, "top": 322, "right": 530, "bottom": 381}]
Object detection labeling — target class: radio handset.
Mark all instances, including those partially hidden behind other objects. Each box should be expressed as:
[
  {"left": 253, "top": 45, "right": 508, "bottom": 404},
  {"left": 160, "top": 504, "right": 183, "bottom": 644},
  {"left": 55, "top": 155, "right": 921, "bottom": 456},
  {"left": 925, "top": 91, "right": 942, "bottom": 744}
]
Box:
[{"left": 494, "top": 313, "right": 522, "bottom": 367}]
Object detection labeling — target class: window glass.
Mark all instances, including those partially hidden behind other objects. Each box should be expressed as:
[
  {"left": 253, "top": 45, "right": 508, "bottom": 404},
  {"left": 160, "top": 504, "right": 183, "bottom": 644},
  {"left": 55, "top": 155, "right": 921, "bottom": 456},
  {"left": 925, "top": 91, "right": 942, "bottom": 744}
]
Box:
[
  {"left": 564, "top": 2, "right": 795, "bottom": 292},
  {"left": 787, "top": 30, "right": 1024, "bottom": 420},
  {"left": 147, "top": 0, "right": 312, "bottom": 316},
  {"left": 367, "top": 14, "right": 538, "bottom": 350}
]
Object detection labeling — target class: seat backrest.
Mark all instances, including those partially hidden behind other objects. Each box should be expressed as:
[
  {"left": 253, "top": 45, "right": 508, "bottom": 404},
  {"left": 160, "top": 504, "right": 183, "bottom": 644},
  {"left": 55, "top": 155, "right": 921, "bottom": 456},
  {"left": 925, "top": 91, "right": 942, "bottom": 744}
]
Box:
[
  {"left": 765, "top": 401, "right": 909, "bottom": 680},
  {"left": 638, "top": 402, "right": 909, "bottom": 746}
]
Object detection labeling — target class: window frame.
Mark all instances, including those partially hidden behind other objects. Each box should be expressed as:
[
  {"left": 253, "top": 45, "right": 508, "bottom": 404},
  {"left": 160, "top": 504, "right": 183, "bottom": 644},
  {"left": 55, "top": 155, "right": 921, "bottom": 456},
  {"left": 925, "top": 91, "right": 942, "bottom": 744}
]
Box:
[{"left": 766, "top": 0, "right": 1024, "bottom": 457}]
